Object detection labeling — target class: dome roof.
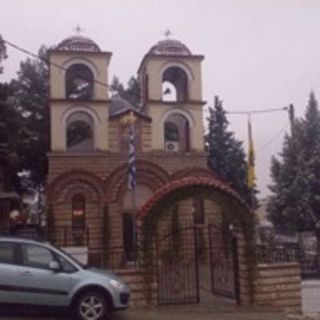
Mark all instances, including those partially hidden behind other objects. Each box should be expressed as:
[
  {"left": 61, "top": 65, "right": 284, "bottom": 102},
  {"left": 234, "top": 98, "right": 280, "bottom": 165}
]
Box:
[
  {"left": 149, "top": 39, "right": 192, "bottom": 56},
  {"left": 56, "top": 35, "right": 101, "bottom": 52}
]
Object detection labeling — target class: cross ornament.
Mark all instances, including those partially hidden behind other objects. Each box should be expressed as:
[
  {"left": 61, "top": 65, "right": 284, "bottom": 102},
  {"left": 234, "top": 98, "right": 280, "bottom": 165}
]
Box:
[
  {"left": 164, "top": 29, "right": 172, "bottom": 39},
  {"left": 74, "top": 25, "right": 84, "bottom": 34}
]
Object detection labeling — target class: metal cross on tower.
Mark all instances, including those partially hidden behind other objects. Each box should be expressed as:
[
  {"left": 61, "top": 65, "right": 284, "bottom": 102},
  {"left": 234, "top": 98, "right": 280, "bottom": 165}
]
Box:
[
  {"left": 164, "top": 28, "right": 172, "bottom": 39},
  {"left": 74, "top": 25, "right": 84, "bottom": 34}
]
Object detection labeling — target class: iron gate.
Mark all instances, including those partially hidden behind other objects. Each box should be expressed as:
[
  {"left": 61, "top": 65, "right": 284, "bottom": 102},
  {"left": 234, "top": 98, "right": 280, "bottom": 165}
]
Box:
[
  {"left": 157, "top": 225, "right": 199, "bottom": 305},
  {"left": 208, "top": 223, "right": 239, "bottom": 301}
]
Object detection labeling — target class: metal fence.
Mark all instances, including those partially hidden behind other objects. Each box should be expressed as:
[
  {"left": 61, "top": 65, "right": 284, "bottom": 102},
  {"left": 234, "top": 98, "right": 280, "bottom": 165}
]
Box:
[
  {"left": 256, "top": 244, "right": 320, "bottom": 279},
  {"left": 0, "top": 225, "right": 45, "bottom": 240},
  {"left": 256, "top": 244, "right": 299, "bottom": 264},
  {"left": 88, "top": 246, "right": 142, "bottom": 270},
  {"left": 0, "top": 225, "right": 90, "bottom": 247},
  {"left": 49, "top": 226, "right": 90, "bottom": 247}
]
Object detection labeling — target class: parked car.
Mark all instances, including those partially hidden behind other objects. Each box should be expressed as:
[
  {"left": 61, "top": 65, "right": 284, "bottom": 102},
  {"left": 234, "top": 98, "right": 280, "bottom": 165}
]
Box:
[{"left": 0, "top": 237, "right": 130, "bottom": 320}]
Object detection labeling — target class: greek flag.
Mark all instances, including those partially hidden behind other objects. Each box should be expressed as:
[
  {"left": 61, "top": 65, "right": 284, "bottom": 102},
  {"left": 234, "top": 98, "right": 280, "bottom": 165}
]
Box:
[{"left": 128, "top": 124, "right": 137, "bottom": 190}]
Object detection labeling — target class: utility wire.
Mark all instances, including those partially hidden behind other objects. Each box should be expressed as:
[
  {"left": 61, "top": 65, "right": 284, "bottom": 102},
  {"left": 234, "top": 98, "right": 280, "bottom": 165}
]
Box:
[
  {"left": 226, "top": 106, "right": 288, "bottom": 115},
  {"left": 224, "top": 105, "right": 290, "bottom": 154},
  {"left": 2, "top": 38, "right": 112, "bottom": 90},
  {"left": 256, "top": 123, "right": 289, "bottom": 153}
]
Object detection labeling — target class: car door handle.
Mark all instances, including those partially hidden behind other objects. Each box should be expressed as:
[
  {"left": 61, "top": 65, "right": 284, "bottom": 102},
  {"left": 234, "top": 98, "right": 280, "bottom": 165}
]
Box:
[{"left": 21, "top": 271, "right": 32, "bottom": 276}]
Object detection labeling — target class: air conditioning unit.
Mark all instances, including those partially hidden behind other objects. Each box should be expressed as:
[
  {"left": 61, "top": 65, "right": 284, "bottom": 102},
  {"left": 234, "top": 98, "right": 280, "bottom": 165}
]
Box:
[{"left": 165, "top": 141, "right": 179, "bottom": 152}]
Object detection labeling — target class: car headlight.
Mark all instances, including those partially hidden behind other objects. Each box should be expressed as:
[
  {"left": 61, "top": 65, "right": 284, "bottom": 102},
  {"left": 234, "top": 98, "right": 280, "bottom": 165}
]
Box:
[{"left": 109, "top": 279, "right": 124, "bottom": 289}]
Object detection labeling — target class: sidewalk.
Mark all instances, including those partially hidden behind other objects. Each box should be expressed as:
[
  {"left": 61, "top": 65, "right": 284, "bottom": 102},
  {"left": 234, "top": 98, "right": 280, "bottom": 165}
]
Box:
[
  {"left": 0, "top": 308, "right": 287, "bottom": 320},
  {"left": 0, "top": 299, "right": 289, "bottom": 320},
  {"left": 113, "top": 306, "right": 287, "bottom": 320},
  {"left": 0, "top": 291, "right": 289, "bottom": 320}
]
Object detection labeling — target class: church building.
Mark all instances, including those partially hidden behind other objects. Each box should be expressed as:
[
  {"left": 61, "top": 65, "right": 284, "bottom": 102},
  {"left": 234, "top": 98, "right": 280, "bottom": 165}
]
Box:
[{"left": 46, "top": 34, "right": 253, "bottom": 306}]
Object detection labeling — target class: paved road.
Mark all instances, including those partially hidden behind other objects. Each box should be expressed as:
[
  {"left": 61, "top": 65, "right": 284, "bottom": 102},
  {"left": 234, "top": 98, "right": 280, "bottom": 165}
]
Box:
[
  {"left": 0, "top": 304, "right": 288, "bottom": 320},
  {"left": 0, "top": 290, "right": 289, "bottom": 320}
]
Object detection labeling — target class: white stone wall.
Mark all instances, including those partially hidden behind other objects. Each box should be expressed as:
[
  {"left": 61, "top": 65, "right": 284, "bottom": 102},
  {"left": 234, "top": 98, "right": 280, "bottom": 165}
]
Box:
[{"left": 302, "top": 280, "right": 320, "bottom": 315}]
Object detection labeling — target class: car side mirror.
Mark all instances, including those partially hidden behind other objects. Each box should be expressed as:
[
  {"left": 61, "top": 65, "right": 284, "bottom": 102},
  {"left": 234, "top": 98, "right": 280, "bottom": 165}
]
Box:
[{"left": 49, "top": 261, "right": 60, "bottom": 272}]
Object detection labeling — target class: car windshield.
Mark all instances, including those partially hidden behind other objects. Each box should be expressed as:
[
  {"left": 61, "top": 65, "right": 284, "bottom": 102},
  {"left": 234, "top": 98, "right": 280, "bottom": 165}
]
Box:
[{"left": 51, "top": 244, "right": 89, "bottom": 269}]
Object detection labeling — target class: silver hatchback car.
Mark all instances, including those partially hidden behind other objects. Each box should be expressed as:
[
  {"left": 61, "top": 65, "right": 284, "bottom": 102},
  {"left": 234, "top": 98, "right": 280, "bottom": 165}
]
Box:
[{"left": 0, "top": 237, "right": 130, "bottom": 320}]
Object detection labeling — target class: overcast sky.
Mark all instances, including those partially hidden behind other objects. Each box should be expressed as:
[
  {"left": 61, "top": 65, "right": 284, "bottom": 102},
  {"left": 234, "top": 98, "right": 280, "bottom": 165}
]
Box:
[{"left": 1, "top": 0, "right": 320, "bottom": 197}]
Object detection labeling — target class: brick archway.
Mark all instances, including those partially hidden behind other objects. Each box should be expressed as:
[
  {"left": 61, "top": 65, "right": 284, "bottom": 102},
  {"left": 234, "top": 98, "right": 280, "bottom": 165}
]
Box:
[
  {"left": 104, "top": 160, "right": 170, "bottom": 202},
  {"left": 138, "top": 176, "right": 253, "bottom": 307},
  {"left": 47, "top": 170, "right": 104, "bottom": 203}
]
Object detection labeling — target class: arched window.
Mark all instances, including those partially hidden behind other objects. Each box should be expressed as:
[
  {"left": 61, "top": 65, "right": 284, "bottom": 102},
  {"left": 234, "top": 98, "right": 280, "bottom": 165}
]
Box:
[
  {"left": 165, "top": 121, "right": 179, "bottom": 142},
  {"left": 66, "top": 112, "right": 94, "bottom": 152},
  {"left": 72, "top": 194, "right": 85, "bottom": 229},
  {"left": 65, "top": 64, "right": 94, "bottom": 100},
  {"left": 164, "top": 113, "right": 190, "bottom": 152},
  {"left": 162, "top": 67, "right": 188, "bottom": 102}
]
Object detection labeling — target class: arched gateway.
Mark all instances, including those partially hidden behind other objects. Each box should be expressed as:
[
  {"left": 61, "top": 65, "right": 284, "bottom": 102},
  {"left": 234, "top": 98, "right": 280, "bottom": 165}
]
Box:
[{"left": 137, "top": 177, "right": 255, "bottom": 306}]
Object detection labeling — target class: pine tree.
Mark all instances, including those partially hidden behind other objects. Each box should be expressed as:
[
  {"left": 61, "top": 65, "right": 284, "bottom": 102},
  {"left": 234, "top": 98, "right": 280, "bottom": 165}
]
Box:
[
  {"left": 0, "top": 38, "right": 24, "bottom": 193},
  {"left": 110, "top": 76, "right": 140, "bottom": 107},
  {"left": 206, "top": 96, "right": 251, "bottom": 203},
  {"left": 0, "top": 35, "right": 7, "bottom": 74},
  {"left": 268, "top": 92, "right": 320, "bottom": 237},
  {"left": 0, "top": 83, "right": 23, "bottom": 192},
  {"left": 10, "top": 45, "right": 49, "bottom": 189}
]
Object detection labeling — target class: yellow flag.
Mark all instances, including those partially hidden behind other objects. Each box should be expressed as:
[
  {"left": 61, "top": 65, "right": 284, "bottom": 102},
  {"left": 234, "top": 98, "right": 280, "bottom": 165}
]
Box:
[{"left": 247, "top": 116, "right": 256, "bottom": 189}]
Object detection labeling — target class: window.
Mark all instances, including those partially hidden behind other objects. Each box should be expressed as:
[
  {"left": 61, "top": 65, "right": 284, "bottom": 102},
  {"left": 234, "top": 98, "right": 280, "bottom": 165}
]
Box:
[
  {"left": 65, "top": 64, "right": 94, "bottom": 100},
  {"left": 0, "top": 242, "right": 15, "bottom": 264},
  {"left": 162, "top": 67, "right": 188, "bottom": 102},
  {"left": 165, "top": 121, "right": 179, "bottom": 142},
  {"left": 22, "top": 244, "right": 54, "bottom": 269},
  {"left": 72, "top": 194, "right": 86, "bottom": 229},
  {"left": 66, "top": 112, "right": 94, "bottom": 151},
  {"left": 164, "top": 113, "right": 190, "bottom": 152}
]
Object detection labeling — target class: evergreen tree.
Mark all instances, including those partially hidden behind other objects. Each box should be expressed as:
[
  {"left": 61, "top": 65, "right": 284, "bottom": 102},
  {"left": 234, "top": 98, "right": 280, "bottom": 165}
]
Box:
[
  {"left": 110, "top": 76, "right": 140, "bottom": 107},
  {"left": 10, "top": 45, "right": 49, "bottom": 189},
  {"left": 206, "top": 96, "right": 251, "bottom": 203},
  {"left": 110, "top": 76, "right": 125, "bottom": 97},
  {"left": 268, "top": 92, "right": 320, "bottom": 237},
  {"left": 0, "top": 35, "right": 7, "bottom": 74},
  {"left": 0, "top": 38, "right": 24, "bottom": 193},
  {"left": 0, "top": 82, "right": 23, "bottom": 192}
]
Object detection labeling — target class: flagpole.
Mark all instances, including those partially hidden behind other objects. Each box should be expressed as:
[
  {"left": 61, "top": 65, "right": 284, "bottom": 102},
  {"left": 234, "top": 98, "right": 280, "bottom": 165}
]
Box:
[
  {"left": 120, "top": 110, "right": 138, "bottom": 263},
  {"left": 130, "top": 122, "right": 137, "bottom": 262},
  {"left": 247, "top": 114, "right": 256, "bottom": 210}
]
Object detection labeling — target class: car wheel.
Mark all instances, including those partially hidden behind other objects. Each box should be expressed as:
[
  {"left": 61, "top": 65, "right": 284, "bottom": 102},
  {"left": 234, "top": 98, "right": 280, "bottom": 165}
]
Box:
[{"left": 75, "top": 291, "right": 110, "bottom": 320}]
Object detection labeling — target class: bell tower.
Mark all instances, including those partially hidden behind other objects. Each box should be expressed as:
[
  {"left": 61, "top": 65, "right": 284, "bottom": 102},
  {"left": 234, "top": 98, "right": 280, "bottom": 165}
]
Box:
[
  {"left": 49, "top": 35, "right": 112, "bottom": 152},
  {"left": 138, "top": 38, "right": 205, "bottom": 152}
]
